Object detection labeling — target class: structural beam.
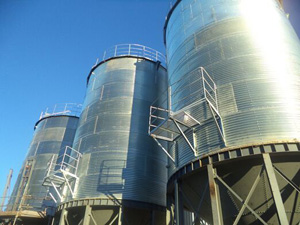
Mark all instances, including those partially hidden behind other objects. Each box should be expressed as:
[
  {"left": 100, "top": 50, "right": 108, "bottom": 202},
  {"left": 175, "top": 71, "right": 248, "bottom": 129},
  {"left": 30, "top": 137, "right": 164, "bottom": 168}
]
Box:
[
  {"left": 215, "top": 173, "right": 267, "bottom": 224},
  {"left": 233, "top": 166, "right": 263, "bottom": 225},
  {"left": 263, "top": 153, "right": 289, "bottom": 225},
  {"left": 153, "top": 137, "right": 175, "bottom": 163},
  {"left": 274, "top": 165, "right": 300, "bottom": 193},
  {"left": 207, "top": 164, "right": 223, "bottom": 225},
  {"left": 82, "top": 205, "right": 92, "bottom": 225},
  {"left": 175, "top": 179, "right": 184, "bottom": 225},
  {"left": 118, "top": 206, "right": 122, "bottom": 225},
  {"left": 172, "top": 119, "right": 197, "bottom": 155},
  {"left": 59, "top": 209, "right": 68, "bottom": 225}
]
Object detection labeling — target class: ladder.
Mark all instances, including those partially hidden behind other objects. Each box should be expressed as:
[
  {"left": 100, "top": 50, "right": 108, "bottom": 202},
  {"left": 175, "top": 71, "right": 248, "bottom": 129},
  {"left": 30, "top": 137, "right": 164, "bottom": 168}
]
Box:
[{"left": 12, "top": 159, "right": 34, "bottom": 225}]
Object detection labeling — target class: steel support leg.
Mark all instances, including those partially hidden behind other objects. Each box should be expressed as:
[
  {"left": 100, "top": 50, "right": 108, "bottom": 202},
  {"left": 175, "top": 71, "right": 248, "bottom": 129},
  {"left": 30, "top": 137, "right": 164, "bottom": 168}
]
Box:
[
  {"left": 59, "top": 209, "right": 68, "bottom": 225},
  {"left": 263, "top": 153, "right": 289, "bottom": 225},
  {"left": 207, "top": 164, "right": 223, "bottom": 225},
  {"left": 150, "top": 210, "right": 155, "bottom": 225},
  {"left": 108, "top": 212, "right": 119, "bottom": 225},
  {"left": 82, "top": 205, "right": 92, "bottom": 225},
  {"left": 175, "top": 179, "right": 184, "bottom": 225},
  {"left": 118, "top": 206, "right": 122, "bottom": 225},
  {"left": 166, "top": 195, "right": 172, "bottom": 225}
]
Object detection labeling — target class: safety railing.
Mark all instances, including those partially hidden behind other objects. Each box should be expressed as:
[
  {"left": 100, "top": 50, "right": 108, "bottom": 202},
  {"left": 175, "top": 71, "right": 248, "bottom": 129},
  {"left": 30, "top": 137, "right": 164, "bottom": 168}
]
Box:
[
  {"left": 43, "top": 146, "right": 82, "bottom": 202},
  {"left": 149, "top": 67, "right": 225, "bottom": 162},
  {"left": 55, "top": 146, "right": 82, "bottom": 175},
  {"left": 98, "top": 44, "right": 166, "bottom": 68},
  {"left": 149, "top": 67, "right": 218, "bottom": 130},
  {"left": 171, "top": 67, "right": 218, "bottom": 112},
  {"left": 39, "top": 103, "right": 82, "bottom": 120}
]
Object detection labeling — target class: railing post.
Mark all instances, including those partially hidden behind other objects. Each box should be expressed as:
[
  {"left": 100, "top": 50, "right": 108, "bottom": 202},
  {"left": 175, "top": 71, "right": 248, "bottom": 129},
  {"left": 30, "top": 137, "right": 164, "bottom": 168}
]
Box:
[
  {"left": 128, "top": 44, "right": 131, "bottom": 55},
  {"left": 103, "top": 51, "right": 106, "bottom": 60},
  {"left": 61, "top": 147, "right": 67, "bottom": 170},
  {"left": 114, "top": 46, "right": 118, "bottom": 57},
  {"left": 64, "top": 103, "right": 67, "bottom": 112},
  {"left": 168, "top": 86, "right": 172, "bottom": 113},
  {"left": 201, "top": 68, "right": 207, "bottom": 99},
  {"left": 75, "top": 151, "right": 81, "bottom": 175}
]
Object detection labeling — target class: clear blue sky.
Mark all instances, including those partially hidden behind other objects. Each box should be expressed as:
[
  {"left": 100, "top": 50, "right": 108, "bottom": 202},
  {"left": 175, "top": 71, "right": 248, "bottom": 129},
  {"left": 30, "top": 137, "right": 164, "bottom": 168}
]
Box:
[{"left": 0, "top": 0, "right": 299, "bottom": 204}]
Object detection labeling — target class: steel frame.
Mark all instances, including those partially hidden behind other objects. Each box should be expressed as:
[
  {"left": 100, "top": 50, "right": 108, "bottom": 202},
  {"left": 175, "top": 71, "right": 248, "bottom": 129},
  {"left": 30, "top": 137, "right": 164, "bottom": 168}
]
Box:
[
  {"left": 42, "top": 146, "right": 82, "bottom": 203},
  {"left": 149, "top": 67, "right": 225, "bottom": 164},
  {"left": 58, "top": 205, "right": 124, "bottom": 225},
  {"left": 170, "top": 153, "right": 299, "bottom": 225},
  {"left": 178, "top": 183, "right": 208, "bottom": 225}
]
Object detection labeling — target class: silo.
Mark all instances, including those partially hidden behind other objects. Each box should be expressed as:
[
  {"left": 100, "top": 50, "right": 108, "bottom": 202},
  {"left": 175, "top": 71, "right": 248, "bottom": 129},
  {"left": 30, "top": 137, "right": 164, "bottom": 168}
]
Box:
[
  {"left": 155, "top": 0, "right": 300, "bottom": 224},
  {"left": 5, "top": 104, "right": 80, "bottom": 225},
  {"left": 55, "top": 44, "right": 168, "bottom": 225}
]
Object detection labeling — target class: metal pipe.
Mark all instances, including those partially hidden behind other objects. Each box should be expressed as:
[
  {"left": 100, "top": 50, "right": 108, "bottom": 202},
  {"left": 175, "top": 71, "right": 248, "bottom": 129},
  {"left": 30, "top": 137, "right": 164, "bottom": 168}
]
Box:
[{"left": 0, "top": 169, "right": 13, "bottom": 211}]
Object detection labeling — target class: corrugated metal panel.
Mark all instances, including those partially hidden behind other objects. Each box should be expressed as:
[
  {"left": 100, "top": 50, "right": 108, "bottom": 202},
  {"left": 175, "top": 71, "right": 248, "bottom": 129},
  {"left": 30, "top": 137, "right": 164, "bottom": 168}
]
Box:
[
  {"left": 73, "top": 57, "right": 168, "bottom": 207},
  {"left": 7, "top": 116, "right": 79, "bottom": 211},
  {"left": 165, "top": 0, "right": 300, "bottom": 175}
]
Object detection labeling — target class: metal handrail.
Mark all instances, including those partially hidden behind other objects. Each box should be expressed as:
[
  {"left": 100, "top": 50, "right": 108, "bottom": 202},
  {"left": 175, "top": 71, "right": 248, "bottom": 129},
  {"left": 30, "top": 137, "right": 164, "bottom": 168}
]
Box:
[
  {"left": 98, "top": 44, "right": 166, "bottom": 67},
  {"left": 149, "top": 66, "right": 219, "bottom": 136},
  {"left": 40, "top": 103, "right": 82, "bottom": 120}
]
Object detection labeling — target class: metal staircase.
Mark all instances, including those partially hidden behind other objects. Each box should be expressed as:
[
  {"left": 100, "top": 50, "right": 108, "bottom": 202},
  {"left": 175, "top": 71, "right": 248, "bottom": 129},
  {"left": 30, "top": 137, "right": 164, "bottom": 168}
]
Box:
[
  {"left": 149, "top": 67, "right": 225, "bottom": 162},
  {"left": 42, "top": 146, "right": 82, "bottom": 202}
]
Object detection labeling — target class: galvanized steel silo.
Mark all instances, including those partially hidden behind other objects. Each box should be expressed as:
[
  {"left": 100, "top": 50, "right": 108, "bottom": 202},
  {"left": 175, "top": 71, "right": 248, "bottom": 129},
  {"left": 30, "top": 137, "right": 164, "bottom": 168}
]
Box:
[
  {"left": 7, "top": 104, "right": 80, "bottom": 224},
  {"left": 57, "top": 44, "right": 168, "bottom": 225},
  {"left": 162, "top": 0, "right": 300, "bottom": 224}
]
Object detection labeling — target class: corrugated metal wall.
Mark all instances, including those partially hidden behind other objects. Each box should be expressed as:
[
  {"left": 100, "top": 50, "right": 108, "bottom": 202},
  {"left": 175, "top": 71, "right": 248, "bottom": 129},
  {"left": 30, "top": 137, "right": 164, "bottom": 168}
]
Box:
[
  {"left": 8, "top": 116, "right": 78, "bottom": 211},
  {"left": 72, "top": 57, "right": 168, "bottom": 207},
  {"left": 165, "top": 0, "right": 300, "bottom": 175}
]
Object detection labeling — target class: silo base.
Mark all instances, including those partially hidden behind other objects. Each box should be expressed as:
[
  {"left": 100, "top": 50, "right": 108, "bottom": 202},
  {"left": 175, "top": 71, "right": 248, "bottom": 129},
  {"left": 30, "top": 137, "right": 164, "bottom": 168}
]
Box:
[
  {"left": 54, "top": 199, "right": 166, "bottom": 225},
  {"left": 167, "top": 142, "right": 300, "bottom": 225}
]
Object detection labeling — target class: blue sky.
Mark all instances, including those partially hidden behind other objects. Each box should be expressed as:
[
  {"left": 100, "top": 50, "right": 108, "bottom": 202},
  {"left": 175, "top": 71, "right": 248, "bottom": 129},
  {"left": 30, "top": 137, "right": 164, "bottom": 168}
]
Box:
[{"left": 0, "top": 0, "right": 299, "bottom": 205}]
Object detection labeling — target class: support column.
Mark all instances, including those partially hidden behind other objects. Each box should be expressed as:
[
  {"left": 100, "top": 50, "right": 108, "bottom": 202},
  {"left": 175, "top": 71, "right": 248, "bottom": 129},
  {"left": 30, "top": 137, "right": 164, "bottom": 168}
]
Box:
[
  {"left": 175, "top": 179, "right": 184, "bottom": 225},
  {"left": 82, "top": 205, "right": 92, "bottom": 225},
  {"left": 150, "top": 210, "right": 155, "bottom": 225},
  {"left": 59, "top": 208, "right": 68, "bottom": 225},
  {"left": 166, "top": 195, "right": 174, "bottom": 225},
  {"left": 117, "top": 206, "right": 122, "bottom": 225},
  {"left": 207, "top": 164, "right": 223, "bottom": 225},
  {"left": 263, "top": 154, "right": 289, "bottom": 225}
]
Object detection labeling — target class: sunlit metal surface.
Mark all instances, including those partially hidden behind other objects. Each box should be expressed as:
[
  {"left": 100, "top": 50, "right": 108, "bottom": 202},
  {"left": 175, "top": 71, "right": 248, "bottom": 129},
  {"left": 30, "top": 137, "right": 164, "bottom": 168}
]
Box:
[
  {"left": 7, "top": 115, "right": 79, "bottom": 211},
  {"left": 72, "top": 57, "right": 168, "bottom": 207},
  {"left": 165, "top": 0, "right": 300, "bottom": 174}
]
